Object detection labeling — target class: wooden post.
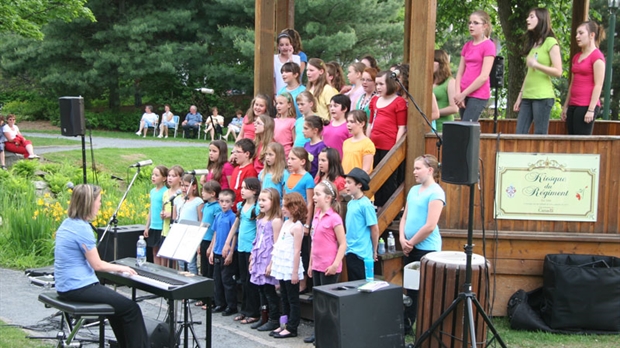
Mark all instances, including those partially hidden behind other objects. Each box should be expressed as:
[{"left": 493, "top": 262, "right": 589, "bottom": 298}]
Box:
[
  {"left": 275, "top": 0, "right": 295, "bottom": 33},
  {"left": 254, "top": 0, "right": 276, "bottom": 97},
  {"left": 403, "top": 0, "right": 412, "bottom": 65},
  {"left": 570, "top": 1, "right": 591, "bottom": 70},
  {"left": 405, "top": 0, "right": 436, "bottom": 192}
]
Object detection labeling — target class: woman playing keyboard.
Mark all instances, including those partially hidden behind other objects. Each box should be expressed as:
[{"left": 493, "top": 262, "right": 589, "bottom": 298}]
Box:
[{"left": 54, "top": 184, "right": 150, "bottom": 348}]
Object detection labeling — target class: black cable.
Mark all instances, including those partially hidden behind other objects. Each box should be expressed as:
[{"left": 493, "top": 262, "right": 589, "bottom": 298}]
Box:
[{"left": 489, "top": 133, "right": 502, "bottom": 323}]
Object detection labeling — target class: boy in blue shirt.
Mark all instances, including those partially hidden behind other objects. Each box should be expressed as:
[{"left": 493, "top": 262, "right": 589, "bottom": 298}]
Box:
[
  {"left": 343, "top": 167, "right": 379, "bottom": 281},
  {"left": 199, "top": 181, "right": 222, "bottom": 282},
  {"left": 207, "top": 189, "right": 238, "bottom": 316}
]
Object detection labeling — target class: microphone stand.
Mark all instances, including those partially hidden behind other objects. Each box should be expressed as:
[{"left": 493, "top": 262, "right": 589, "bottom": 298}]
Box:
[
  {"left": 98, "top": 166, "right": 143, "bottom": 262},
  {"left": 392, "top": 76, "right": 443, "bottom": 162}
]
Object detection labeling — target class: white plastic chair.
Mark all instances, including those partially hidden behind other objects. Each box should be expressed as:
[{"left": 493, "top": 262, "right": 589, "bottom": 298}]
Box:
[{"left": 172, "top": 115, "right": 180, "bottom": 138}]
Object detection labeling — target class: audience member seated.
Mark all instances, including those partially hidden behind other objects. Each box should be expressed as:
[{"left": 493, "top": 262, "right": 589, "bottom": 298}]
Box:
[
  {"left": 0, "top": 115, "right": 6, "bottom": 169},
  {"left": 158, "top": 104, "right": 176, "bottom": 138},
  {"left": 2, "top": 114, "right": 39, "bottom": 159},
  {"left": 204, "top": 106, "right": 225, "bottom": 141},
  {"left": 135, "top": 105, "right": 159, "bottom": 137},
  {"left": 182, "top": 105, "right": 202, "bottom": 139},
  {"left": 223, "top": 109, "right": 244, "bottom": 141}
]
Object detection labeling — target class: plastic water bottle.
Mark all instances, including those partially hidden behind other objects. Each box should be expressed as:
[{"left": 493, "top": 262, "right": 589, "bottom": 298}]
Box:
[
  {"left": 136, "top": 236, "right": 147, "bottom": 266},
  {"left": 387, "top": 232, "right": 396, "bottom": 253},
  {"left": 377, "top": 238, "right": 386, "bottom": 255}
]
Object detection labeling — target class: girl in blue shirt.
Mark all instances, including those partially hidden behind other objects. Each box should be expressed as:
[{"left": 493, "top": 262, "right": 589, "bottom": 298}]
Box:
[
  {"left": 399, "top": 154, "right": 446, "bottom": 334},
  {"left": 144, "top": 165, "right": 168, "bottom": 266},
  {"left": 259, "top": 142, "right": 289, "bottom": 198}
]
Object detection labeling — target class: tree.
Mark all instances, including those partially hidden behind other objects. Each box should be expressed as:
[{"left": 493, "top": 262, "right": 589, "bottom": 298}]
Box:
[{"left": 0, "top": 0, "right": 94, "bottom": 40}]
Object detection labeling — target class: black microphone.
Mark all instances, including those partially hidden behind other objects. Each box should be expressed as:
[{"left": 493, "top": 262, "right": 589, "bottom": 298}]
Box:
[
  {"left": 184, "top": 169, "right": 209, "bottom": 176},
  {"left": 129, "top": 159, "right": 153, "bottom": 168},
  {"left": 390, "top": 69, "right": 400, "bottom": 79},
  {"left": 167, "top": 189, "right": 183, "bottom": 203}
]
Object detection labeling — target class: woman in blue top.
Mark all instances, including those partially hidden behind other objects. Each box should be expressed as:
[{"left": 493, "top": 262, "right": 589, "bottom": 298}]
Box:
[
  {"left": 398, "top": 154, "right": 446, "bottom": 335},
  {"left": 54, "top": 184, "right": 149, "bottom": 347}
]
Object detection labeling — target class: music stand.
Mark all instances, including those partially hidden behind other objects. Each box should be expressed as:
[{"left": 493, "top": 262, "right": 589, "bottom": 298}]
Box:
[{"left": 158, "top": 220, "right": 209, "bottom": 348}]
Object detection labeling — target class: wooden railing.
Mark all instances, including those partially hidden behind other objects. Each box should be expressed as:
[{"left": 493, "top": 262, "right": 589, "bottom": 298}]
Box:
[{"left": 366, "top": 135, "right": 407, "bottom": 234}]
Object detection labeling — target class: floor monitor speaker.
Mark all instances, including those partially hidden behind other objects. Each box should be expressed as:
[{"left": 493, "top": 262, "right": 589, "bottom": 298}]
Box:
[
  {"left": 313, "top": 280, "right": 404, "bottom": 348},
  {"left": 441, "top": 122, "right": 480, "bottom": 185}
]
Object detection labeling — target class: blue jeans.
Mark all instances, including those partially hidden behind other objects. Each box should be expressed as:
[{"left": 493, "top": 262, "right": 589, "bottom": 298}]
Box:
[
  {"left": 459, "top": 97, "right": 488, "bottom": 122},
  {"left": 516, "top": 98, "right": 554, "bottom": 134},
  {"left": 178, "top": 255, "right": 197, "bottom": 275}
]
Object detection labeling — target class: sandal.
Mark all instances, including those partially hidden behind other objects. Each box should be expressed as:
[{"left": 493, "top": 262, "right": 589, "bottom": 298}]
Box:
[
  {"left": 233, "top": 314, "right": 246, "bottom": 321},
  {"left": 240, "top": 317, "right": 259, "bottom": 325}
]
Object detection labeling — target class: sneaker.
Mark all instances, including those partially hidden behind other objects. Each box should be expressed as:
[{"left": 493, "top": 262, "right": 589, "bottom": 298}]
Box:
[
  {"left": 1, "top": 165, "right": 7, "bottom": 171},
  {"left": 165, "top": 136, "right": 168, "bottom": 138},
  {"left": 157, "top": 135, "right": 163, "bottom": 138},
  {"left": 135, "top": 131, "right": 141, "bottom": 135},
  {"left": 143, "top": 135, "right": 146, "bottom": 138}
]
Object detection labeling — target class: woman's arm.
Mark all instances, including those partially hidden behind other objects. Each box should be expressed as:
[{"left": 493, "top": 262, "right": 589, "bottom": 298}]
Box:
[
  {"left": 441, "top": 79, "right": 460, "bottom": 116},
  {"left": 561, "top": 73, "right": 575, "bottom": 121},
  {"left": 395, "top": 125, "right": 407, "bottom": 143},
  {"left": 454, "top": 57, "right": 465, "bottom": 102},
  {"left": 431, "top": 93, "right": 440, "bottom": 120},
  {"left": 408, "top": 199, "right": 444, "bottom": 246},
  {"left": 84, "top": 246, "right": 136, "bottom": 274},
  {"left": 305, "top": 188, "right": 314, "bottom": 234},
  {"left": 399, "top": 202, "right": 413, "bottom": 256},
  {"left": 513, "top": 79, "right": 527, "bottom": 112},
  {"left": 291, "top": 223, "right": 303, "bottom": 284},
  {"left": 325, "top": 224, "right": 347, "bottom": 276},
  {"left": 586, "top": 59, "right": 606, "bottom": 123},
  {"left": 528, "top": 44, "right": 563, "bottom": 78}
]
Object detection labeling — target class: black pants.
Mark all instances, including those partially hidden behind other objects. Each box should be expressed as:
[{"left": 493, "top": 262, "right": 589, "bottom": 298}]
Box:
[
  {"left": 258, "top": 284, "right": 280, "bottom": 321},
  {"left": 373, "top": 149, "right": 399, "bottom": 208},
  {"left": 403, "top": 248, "right": 434, "bottom": 333},
  {"left": 566, "top": 105, "right": 597, "bottom": 135},
  {"left": 213, "top": 254, "right": 237, "bottom": 310},
  {"left": 301, "top": 235, "right": 311, "bottom": 291},
  {"left": 58, "top": 283, "right": 149, "bottom": 348},
  {"left": 311, "top": 270, "right": 340, "bottom": 287},
  {"left": 345, "top": 253, "right": 365, "bottom": 281},
  {"left": 199, "top": 240, "right": 213, "bottom": 279},
  {"left": 279, "top": 279, "right": 300, "bottom": 334},
  {"left": 238, "top": 251, "right": 260, "bottom": 317},
  {"left": 182, "top": 124, "right": 199, "bottom": 138}
]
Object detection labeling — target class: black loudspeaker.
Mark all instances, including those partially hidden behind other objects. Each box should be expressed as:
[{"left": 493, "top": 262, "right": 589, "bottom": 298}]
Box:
[
  {"left": 313, "top": 280, "right": 403, "bottom": 348},
  {"left": 95, "top": 225, "right": 145, "bottom": 262},
  {"left": 490, "top": 56, "right": 504, "bottom": 88},
  {"left": 441, "top": 122, "right": 480, "bottom": 185},
  {"left": 59, "top": 96, "right": 85, "bottom": 136}
]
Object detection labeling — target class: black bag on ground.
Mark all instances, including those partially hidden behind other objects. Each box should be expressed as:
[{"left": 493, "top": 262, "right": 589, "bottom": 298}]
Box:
[
  {"left": 507, "top": 288, "right": 550, "bottom": 332},
  {"left": 541, "top": 254, "right": 620, "bottom": 332}
]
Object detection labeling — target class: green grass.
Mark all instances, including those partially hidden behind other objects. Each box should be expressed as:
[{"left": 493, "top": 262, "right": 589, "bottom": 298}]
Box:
[
  {"left": 0, "top": 320, "right": 52, "bottom": 348},
  {"left": 42, "top": 146, "right": 210, "bottom": 178}
]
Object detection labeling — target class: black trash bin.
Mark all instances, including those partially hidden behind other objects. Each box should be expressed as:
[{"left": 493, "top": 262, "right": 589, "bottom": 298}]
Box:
[{"left": 541, "top": 254, "right": 620, "bottom": 332}]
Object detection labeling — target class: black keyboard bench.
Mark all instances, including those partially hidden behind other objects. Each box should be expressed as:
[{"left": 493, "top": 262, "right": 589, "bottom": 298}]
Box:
[{"left": 38, "top": 292, "right": 114, "bottom": 348}]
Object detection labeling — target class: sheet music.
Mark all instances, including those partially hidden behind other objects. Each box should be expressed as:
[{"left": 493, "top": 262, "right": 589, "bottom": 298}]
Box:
[{"left": 157, "top": 220, "right": 207, "bottom": 262}]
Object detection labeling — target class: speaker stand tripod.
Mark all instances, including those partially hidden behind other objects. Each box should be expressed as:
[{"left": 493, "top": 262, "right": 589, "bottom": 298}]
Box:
[{"left": 414, "top": 185, "right": 507, "bottom": 348}]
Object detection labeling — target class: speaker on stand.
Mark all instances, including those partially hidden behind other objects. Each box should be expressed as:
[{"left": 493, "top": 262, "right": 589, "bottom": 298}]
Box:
[
  {"left": 59, "top": 96, "right": 87, "bottom": 184},
  {"left": 490, "top": 56, "right": 504, "bottom": 133},
  {"left": 440, "top": 122, "right": 480, "bottom": 186}
]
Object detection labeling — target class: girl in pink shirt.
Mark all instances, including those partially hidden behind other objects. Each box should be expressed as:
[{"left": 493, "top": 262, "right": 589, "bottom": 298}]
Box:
[
  {"left": 323, "top": 94, "right": 352, "bottom": 158},
  {"left": 274, "top": 92, "right": 297, "bottom": 158},
  {"left": 200, "top": 140, "right": 234, "bottom": 189},
  {"left": 237, "top": 94, "right": 272, "bottom": 141},
  {"left": 454, "top": 10, "right": 496, "bottom": 122},
  {"left": 561, "top": 21, "right": 606, "bottom": 135},
  {"left": 305, "top": 180, "right": 346, "bottom": 343}
]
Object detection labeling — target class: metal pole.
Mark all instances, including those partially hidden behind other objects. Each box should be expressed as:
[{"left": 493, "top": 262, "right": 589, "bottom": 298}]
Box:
[{"left": 603, "top": 8, "right": 616, "bottom": 120}]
